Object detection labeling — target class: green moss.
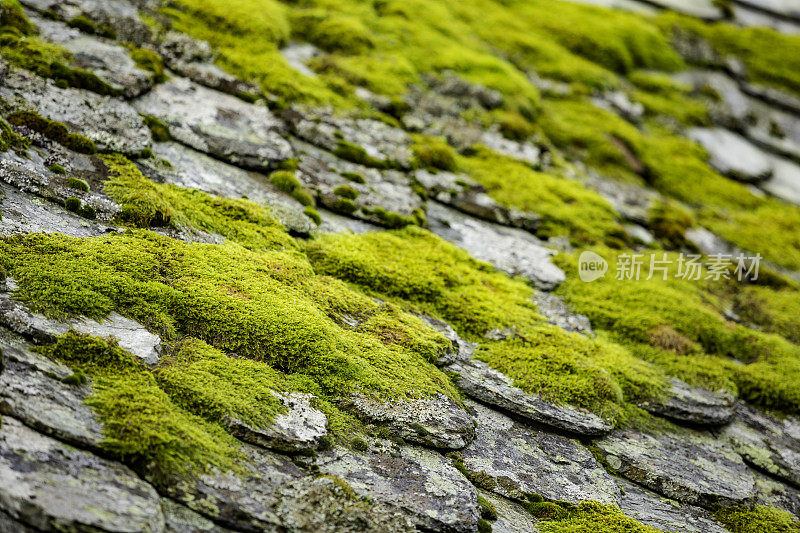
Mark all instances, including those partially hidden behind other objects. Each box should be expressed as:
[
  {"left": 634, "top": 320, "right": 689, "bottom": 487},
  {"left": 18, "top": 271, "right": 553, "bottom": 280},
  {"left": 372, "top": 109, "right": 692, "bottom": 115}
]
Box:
[
  {"left": 535, "top": 501, "right": 660, "bottom": 532},
  {"left": 647, "top": 200, "right": 695, "bottom": 250},
  {"left": 494, "top": 111, "right": 535, "bottom": 141},
  {"left": 368, "top": 206, "right": 417, "bottom": 229},
  {"left": 333, "top": 184, "right": 359, "bottom": 200},
  {"left": 37, "top": 331, "right": 242, "bottom": 483},
  {"left": 66, "top": 177, "right": 89, "bottom": 192},
  {"left": 48, "top": 163, "right": 66, "bottom": 175},
  {"left": 628, "top": 70, "right": 708, "bottom": 126},
  {"left": 0, "top": 117, "right": 29, "bottom": 153},
  {"left": 269, "top": 170, "right": 301, "bottom": 193},
  {"left": 659, "top": 13, "right": 800, "bottom": 99},
  {"left": 291, "top": 10, "right": 373, "bottom": 54},
  {"left": 66, "top": 16, "right": 115, "bottom": 39},
  {"left": 461, "top": 146, "right": 627, "bottom": 247},
  {"left": 61, "top": 370, "right": 87, "bottom": 386},
  {"left": 130, "top": 48, "right": 166, "bottom": 82},
  {"left": 292, "top": 187, "right": 316, "bottom": 207},
  {"left": 735, "top": 286, "right": 800, "bottom": 344},
  {"left": 304, "top": 205, "right": 322, "bottom": 225},
  {"left": 350, "top": 436, "right": 368, "bottom": 451},
  {"left": 714, "top": 505, "right": 800, "bottom": 533},
  {"left": 477, "top": 518, "right": 493, "bottom": 533},
  {"left": 333, "top": 140, "right": 391, "bottom": 169},
  {"left": 477, "top": 494, "right": 498, "bottom": 520},
  {"left": 340, "top": 171, "right": 366, "bottom": 184},
  {"left": 140, "top": 115, "right": 171, "bottom": 143},
  {"left": 331, "top": 197, "right": 358, "bottom": 215},
  {"left": 64, "top": 197, "right": 81, "bottom": 213},
  {"left": 411, "top": 136, "right": 457, "bottom": 171},
  {"left": 6, "top": 111, "right": 96, "bottom": 154},
  {"left": 0, "top": 0, "right": 35, "bottom": 35}
]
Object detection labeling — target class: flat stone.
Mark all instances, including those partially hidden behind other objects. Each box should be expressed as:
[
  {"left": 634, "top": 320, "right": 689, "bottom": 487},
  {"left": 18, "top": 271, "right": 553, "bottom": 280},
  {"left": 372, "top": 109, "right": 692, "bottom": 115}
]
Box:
[
  {"left": 643, "top": 0, "right": 723, "bottom": 18},
  {"left": 533, "top": 291, "right": 593, "bottom": 336},
  {"left": 0, "top": 349, "right": 104, "bottom": 449},
  {"left": 161, "top": 499, "right": 234, "bottom": 533},
  {"left": 688, "top": 128, "right": 773, "bottom": 183},
  {"left": 347, "top": 393, "right": 475, "bottom": 450},
  {"left": 594, "top": 428, "right": 757, "bottom": 507},
  {"left": 478, "top": 490, "right": 540, "bottom": 533},
  {"left": 30, "top": 14, "right": 153, "bottom": 97},
  {"left": 293, "top": 140, "right": 424, "bottom": 226},
  {"left": 460, "top": 401, "right": 620, "bottom": 504},
  {"left": 0, "top": 416, "right": 165, "bottom": 532},
  {"left": 19, "top": 0, "right": 150, "bottom": 43},
  {"left": 0, "top": 68, "right": 151, "bottom": 155},
  {"left": 316, "top": 438, "right": 479, "bottom": 533},
  {"left": 224, "top": 392, "right": 328, "bottom": 453},
  {"left": 315, "top": 208, "right": 380, "bottom": 234},
  {"left": 733, "top": 4, "right": 800, "bottom": 34},
  {"left": 616, "top": 478, "right": 728, "bottom": 533},
  {"left": 133, "top": 77, "right": 291, "bottom": 170},
  {"left": 592, "top": 90, "right": 645, "bottom": 122},
  {"left": 140, "top": 141, "right": 313, "bottom": 234},
  {"left": 638, "top": 378, "right": 735, "bottom": 425},
  {"left": 718, "top": 403, "right": 800, "bottom": 487},
  {"left": 732, "top": 0, "right": 800, "bottom": 21},
  {"left": 675, "top": 70, "right": 753, "bottom": 127},
  {"left": 0, "top": 291, "right": 161, "bottom": 364},
  {"left": 761, "top": 153, "right": 800, "bottom": 205},
  {"left": 0, "top": 327, "right": 71, "bottom": 378},
  {"left": 480, "top": 131, "right": 541, "bottom": 166},
  {"left": 446, "top": 357, "right": 612, "bottom": 436},
  {"left": 285, "top": 108, "right": 413, "bottom": 168},
  {"left": 426, "top": 202, "right": 565, "bottom": 290},
  {"left": 415, "top": 170, "right": 539, "bottom": 231}
]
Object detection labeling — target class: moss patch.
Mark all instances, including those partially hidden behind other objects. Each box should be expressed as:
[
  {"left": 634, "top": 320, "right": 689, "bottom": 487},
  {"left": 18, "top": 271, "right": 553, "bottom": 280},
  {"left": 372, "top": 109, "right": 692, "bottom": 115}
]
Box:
[
  {"left": 714, "top": 505, "right": 800, "bottom": 533},
  {"left": 535, "top": 501, "right": 661, "bottom": 533}
]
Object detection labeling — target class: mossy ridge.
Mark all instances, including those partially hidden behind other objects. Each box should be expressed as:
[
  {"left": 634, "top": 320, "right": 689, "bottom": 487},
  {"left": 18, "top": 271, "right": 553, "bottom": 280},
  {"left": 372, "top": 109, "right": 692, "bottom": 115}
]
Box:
[
  {"left": 305, "top": 228, "right": 672, "bottom": 423},
  {"left": 460, "top": 145, "right": 628, "bottom": 247},
  {"left": 734, "top": 286, "right": 800, "bottom": 345},
  {"left": 714, "top": 504, "right": 800, "bottom": 533},
  {"left": 555, "top": 248, "right": 800, "bottom": 413},
  {"left": 628, "top": 70, "right": 709, "bottom": 126},
  {"left": 36, "top": 330, "right": 244, "bottom": 483},
  {"left": 6, "top": 110, "right": 96, "bottom": 154},
  {"left": 533, "top": 500, "right": 661, "bottom": 533},
  {"left": 658, "top": 12, "right": 800, "bottom": 100}
]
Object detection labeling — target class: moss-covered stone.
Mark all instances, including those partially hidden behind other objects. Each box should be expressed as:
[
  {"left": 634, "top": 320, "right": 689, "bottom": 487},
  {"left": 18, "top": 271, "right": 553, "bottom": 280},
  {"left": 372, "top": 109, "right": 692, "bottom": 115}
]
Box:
[{"left": 714, "top": 505, "right": 800, "bottom": 533}]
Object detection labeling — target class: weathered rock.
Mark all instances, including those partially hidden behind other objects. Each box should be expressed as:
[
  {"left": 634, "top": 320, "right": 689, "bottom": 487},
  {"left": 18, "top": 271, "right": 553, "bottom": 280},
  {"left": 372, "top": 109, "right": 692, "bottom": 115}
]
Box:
[
  {"left": 30, "top": 13, "right": 154, "bottom": 97},
  {"left": 416, "top": 314, "right": 475, "bottom": 366},
  {"left": 133, "top": 77, "right": 291, "bottom": 170},
  {"left": 416, "top": 170, "right": 539, "bottom": 231},
  {"left": 761, "top": 153, "right": 800, "bottom": 205},
  {"left": 427, "top": 202, "right": 565, "bottom": 290},
  {"left": 644, "top": 0, "right": 723, "bottom": 19},
  {"left": 584, "top": 173, "right": 657, "bottom": 224},
  {"left": 140, "top": 141, "right": 313, "bottom": 234},
  {"left": 732, "top": 0, "right": 800, "bottom": 22},
  {"left": 674, "top": 70, "right": 753, "bottom": 127},
  {"left": 594, "top": 428, "right": 757, "bottom": 507},
  {"left": 460, "top": 401, "right": 620, "bottom": 504},
  {"left": 292, "top": 140, "right": 423, "bottom": 226},
  {"left": 592, "top": 90, "right": 645, "bottom": 122},
  {"left": 0, "top": 326, "right": 71, "bottom": 377},
  {"left": 685, "top": 226, "right": 738, "bottom": 256},
  {"left": 480, "top": 131, "right": 541, "bottom": 167},
  {"left": 533, "top": 291, "right": 593, "bottom": 336},
  {"left": 224, "top": 392, "right": 328, "bottom": 453},
  {"left": 688, "top": 128, "right": 774, "bottom": 183},
  {"left": 316, "top": 438, "right": 479, "bottom": 533},
  {"left": 161, "top": 499, "right": 234, "bottom": 533},
  {"left": 315, "top": 208, "right": 381, "bottom": 234},
  {"left": 0, "top": 290, "right": 161, "bottom": 364},
  {"left": 718, "top": 403, "right": 800, "bottom": 487},
  {"left": 19, "top": 0, "right": 150, "bottom": 43},
  {"left": 753, "top": 470, "right": 800, "bottom": 518},
  {"left": 446, "top": 357, "right": 611, "bottom": 436},
  {"left": 280, "top": 42, "right": 321, "bottom": 78},
  {"left": 0, "top": 416, "right": 165, "bottom": 532},
  {"left": 638, "top": 378, "right": 735, "bottom": 425},
  {"left": 732, "top": 3, "right": 800, "bottom": 34},
  {"left": 477, "top": 490, "right": 540, "bottom": 533},
  {"left": 0, "top": 347, "right": 104, "bottom": 449},
  {"left": 0, "top": 67, "right": 151, "bottom": 155},
  {"left": 348, "top": 393, "right": 475, "bottom": 450},
  {"left": 616, "top": 478, "right": 728, "bottom": 533},
  {"left": 624, "top": 223, "right": 656, "bottom": 245},
  {"left": 284, "top": 109, "right": 413, "bottom": 168}
]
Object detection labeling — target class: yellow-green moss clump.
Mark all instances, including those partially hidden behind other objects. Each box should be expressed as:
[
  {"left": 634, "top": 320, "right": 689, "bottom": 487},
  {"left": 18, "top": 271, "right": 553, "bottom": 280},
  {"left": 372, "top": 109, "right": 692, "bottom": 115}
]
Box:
[
  {"left": 305, "top": 228, "right": 669, "bottom": 423},
  {"left": 534, "top": 501, "right": 661, "bottom": 533},
  {"left": 714, "top": 505, "right": 800, "bottom": 533},
  {"left": 628, "top": 70, "right": 708, "bottom": 126},
  {"left": 460, "top": 146, "right": 628, "bottom": 247}
]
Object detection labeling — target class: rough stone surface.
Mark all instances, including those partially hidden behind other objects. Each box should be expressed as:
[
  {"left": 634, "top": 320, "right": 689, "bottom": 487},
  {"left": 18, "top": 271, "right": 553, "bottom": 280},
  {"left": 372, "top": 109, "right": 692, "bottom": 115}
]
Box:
[
  {"left": 594, "top": 428, "right": 757, "bottom": 507},
  {"left": 316, "top": 438, "right": 479, "bottom": 533},
  {"left": 224, "top": 392, "right": 328, "bottom": 453},
  {"left": 688, "top": 127, "right": 774, "bottom": 183},
  {"left": 761, "top": 153, "right": 800, "bottom": 205},
  {"left": 19, "top": 0, "right": 150, "bottom": 43},
  {"left": 638, "top": 378, "right": 735, "bottom": 425},
  {"left": 533, "top": 291, "right": 594, "bottom": 336},
  {"left": 0, "top": 68, "right": 151, "bottom": 155},
  {"left": 161, "top": 499, "right": 234, "bottom": 533},
  {"left": 753, "top": 470, "right": 800, "bottom": 517},
  {"left": 140, "top": 141, "right": 313, "bottom": 234},
  {"left": 30, "top": 14, "right": 154, "bottom": 97},
  {"left": 718, "top": 403, "right": 800, "bottom": 487},
  {"left": 0, "top": 290, "right": 161, "bottom": 364},
  {"left": 285, "top": 109, "right": 413, "bottom": 168},
  {"left": 446, "top": 357, "right": 612, "bottom": 436},
  {"left": 348, "top": 393, "right": 475, "bottom": 450},
  {"left": 0, "top": 416, "right": 165, "bottom": 532},
  {"left": 478, "top": 490, "right": 540, "bottom": 533},
  {"left": 133, "top": 77, "right": 292, "bottom": 170},
  {"left": 460, "top": 401, "right": 621, "bottom": 504},
  {"left": 584, "top": 173, "right": 657, "bottom": 224},
  {"left": 643, "top": 0, "right": 723, "bottom": 19},
  {"left": 427, "top": 202, "right": 565, "bottom": 290},
  {"left": 416, "top": 314, "right": 475, "bottom": 366},
  {"left": 479, "top": 131, "right": 541, "bottom": 166},
  {"left": 616, "top": 478, "right": 728, "bottom": 533},
  {"left": 280, "top": 42, "right": 321, "bottom": 78},
  {"left": 732, "top": 0, "right": 800, "bottom": 22},
  {"left": 416, "top": 170, "right": 539, "bottom": 231}
]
